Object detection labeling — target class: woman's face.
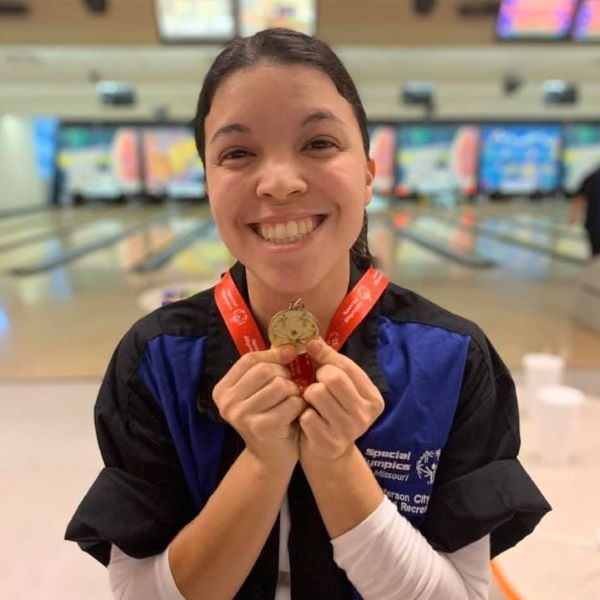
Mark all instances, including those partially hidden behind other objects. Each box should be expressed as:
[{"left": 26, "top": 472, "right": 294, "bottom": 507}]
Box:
[{"left": 204, "top": 62, "right": 375, "bottom": 296}]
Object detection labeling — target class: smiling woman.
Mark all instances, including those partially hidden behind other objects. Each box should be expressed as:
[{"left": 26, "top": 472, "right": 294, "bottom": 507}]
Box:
[
  {"left": 65, "top": 28, "right": 550, "bottom": 600},
  {"left": 203, "top": 62, "right": 374, "bottom": 328}
]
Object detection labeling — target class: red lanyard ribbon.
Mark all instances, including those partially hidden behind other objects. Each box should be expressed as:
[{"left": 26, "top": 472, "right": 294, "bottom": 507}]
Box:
[{"left": 214, "top": 266, "right": 389, "bottom": 391}]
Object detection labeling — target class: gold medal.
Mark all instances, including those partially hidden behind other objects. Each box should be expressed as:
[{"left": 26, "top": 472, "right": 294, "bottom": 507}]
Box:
[{"left": 268, "top": 299, "right": 320, "bottom": 353}]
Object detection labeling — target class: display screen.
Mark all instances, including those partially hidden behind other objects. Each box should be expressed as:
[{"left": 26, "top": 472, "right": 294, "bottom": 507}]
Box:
[
  {"left": 142, "top": 127, "right": 205, "bottom": 198},
  {"left": 239, "top": 0, "right": 316, "bottom": 36},
  {"left": 563, "top": 124, "right": 600, "bottom": 192},
  {"left": 395, "top": 125, "right": 479, "bottom": 198},
  {"left": 368, "top": 126, "right": 396, "bottom": 196},
  {"left": 479, "top": 124, "right": 562, "bottom": 194},
  {"left": 56, "top": 125, "right": 141, "bottom": 201},
  {"left": 496, "top": 0, "right": 578, "bottom": 39},
  {"left": 155, "top": 0, "right": 235, "bottom": 41},
  {"left": 572, "top": 0, "right": 600, "bottom": 41}
]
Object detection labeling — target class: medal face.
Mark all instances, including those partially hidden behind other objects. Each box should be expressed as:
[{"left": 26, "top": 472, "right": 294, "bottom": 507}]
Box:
[{"left": 268, "top": 300, "right": 320, "bottom": 353}]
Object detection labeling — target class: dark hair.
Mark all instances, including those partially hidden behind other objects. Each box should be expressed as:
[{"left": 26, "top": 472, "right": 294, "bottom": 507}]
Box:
[{"left": 193, "top": 27, "right": 375, "bottom": 269}]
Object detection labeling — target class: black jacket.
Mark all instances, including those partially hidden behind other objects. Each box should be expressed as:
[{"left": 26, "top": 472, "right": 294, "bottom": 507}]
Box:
[{"left": 65, "top": 261, "right": 551, "bottom": 599}]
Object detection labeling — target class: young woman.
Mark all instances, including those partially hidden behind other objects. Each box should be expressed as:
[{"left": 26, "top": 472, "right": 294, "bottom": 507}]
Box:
[{"left": 66, "top": 28, "right": 550, "bottom": 600}]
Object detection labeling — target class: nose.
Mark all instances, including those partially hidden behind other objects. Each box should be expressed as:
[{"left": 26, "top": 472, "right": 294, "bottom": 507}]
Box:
[{"left": 255, "top": 158, "right": 308, "bottom": 200}]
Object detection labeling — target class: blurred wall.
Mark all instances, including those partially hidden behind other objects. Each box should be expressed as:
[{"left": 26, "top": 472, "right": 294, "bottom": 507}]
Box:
[
  {"left": 2, "top": 44, "right": 599, "bottom": 121},
  {"left": 2, "top": 1, "right": 599, "bottom": 120},
  {"left": 1, "top": 0, "right": 599, "bottom": 210},
  {"left": 0, "top": 116, "right": 47, "bottom": 210}
]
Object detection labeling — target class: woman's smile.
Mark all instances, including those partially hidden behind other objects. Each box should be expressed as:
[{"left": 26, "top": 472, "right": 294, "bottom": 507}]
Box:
[{"left": 250, "top": 214, "right": 327, "bottom": 245}]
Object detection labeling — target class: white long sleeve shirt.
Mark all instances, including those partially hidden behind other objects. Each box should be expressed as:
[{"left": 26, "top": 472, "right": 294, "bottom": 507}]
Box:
[{"left": 108, "top": 495, "right": 490, "bottom": 600}]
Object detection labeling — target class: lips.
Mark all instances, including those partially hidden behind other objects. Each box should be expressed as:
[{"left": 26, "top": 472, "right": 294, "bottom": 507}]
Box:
[{"left": 252, "top": 215, "right": 325, "bottom": 245}]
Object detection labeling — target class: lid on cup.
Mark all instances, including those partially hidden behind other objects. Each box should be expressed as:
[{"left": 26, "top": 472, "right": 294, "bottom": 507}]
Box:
[
  {"left": 522, "top": 353, "right": 564, "bottom": 369},
  {"left": 535, "top": 385, "right": 585, "bottom": 408}
]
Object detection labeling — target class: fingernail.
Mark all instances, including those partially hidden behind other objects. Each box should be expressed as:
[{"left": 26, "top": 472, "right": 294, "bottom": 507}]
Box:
[
  {"left": 307, "top": 338, "right": 323, "bottom": 353},
  {"left": 278, "top": 344, "right": 296, "bottom": 361}
]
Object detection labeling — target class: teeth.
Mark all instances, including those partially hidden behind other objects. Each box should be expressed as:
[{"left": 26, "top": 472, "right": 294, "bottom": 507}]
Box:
[
  {"left": 275, "top": 223, "right": 286, "bottom": 239},
  {"left": 286, "top": 220, "right": 299, "bottom": 237},
  {"left": 257, "top": 216, "right": 319, "bottom": 244}
]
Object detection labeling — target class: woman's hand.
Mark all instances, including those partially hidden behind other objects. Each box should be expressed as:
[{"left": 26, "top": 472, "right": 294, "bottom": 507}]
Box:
[
  {"left": 213, "top": 344, "right": 307, "bottom": 471},
  {"left": 299, "top": 338, "right": 385, "bottom": 463}
]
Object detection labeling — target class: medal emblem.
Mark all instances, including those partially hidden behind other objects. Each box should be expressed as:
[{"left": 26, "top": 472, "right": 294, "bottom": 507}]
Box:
[{"left": 268, "top": 299, "right": 320, "bottom": 353}]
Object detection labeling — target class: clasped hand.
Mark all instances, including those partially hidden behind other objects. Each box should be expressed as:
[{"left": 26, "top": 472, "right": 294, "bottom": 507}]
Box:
[
  {"left": 213, "top": 338, "right": 384, "bottom": 469},
  {"left": 299, "top": 338, "right": 385, "bottom": 461},
  {"left": 212, "top": 344, "right": 305, "bottom": 470}
]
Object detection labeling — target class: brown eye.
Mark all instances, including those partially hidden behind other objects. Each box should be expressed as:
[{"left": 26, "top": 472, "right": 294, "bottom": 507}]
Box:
[
  {"left": 221, "top": 148, "right": 250, "bottom": 162},
  {"left": 218, "top": 148, "right": 252, "bottom": 165},
  {"left": 305, "top": 138, "right": 337, "bottom": 151}
]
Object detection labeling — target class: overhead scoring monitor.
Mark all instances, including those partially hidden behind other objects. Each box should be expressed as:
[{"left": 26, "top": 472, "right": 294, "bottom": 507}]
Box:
[
  {"left": 496, "top": 0, "right": 579, "bottom": 40},
  {"left": 239, "top": 0, "right": 316, "bottom": 36},
  {"left": 154, "top": 0, "right": 235, "bottom": 42},
  {"left": 572, "top": 0, "right": 600, "bottom": 41}
]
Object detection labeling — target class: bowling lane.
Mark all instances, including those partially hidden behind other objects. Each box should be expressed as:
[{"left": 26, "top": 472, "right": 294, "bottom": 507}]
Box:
[
  {"left": 498, "top": 213, "right": 583, "bottom": 240},
  {"left": 389, "top": 208, "right": 496, "bottom": 268},
  {"left": 0, "top": 205, "right": 126, "bottom": 250},
  {"left": 420, "top": 205, "right": 588, "bottom": 267},
  {"left": 134, "top": 217, "right": 231, "bottom": 280},
  {"left": 387, "top": 229, "right": 479, "bottom": 282},
  {"left": 367, "top": 197, "right": 495, "bottom": 271},
  {"left": 1, "top": 197, "right": 597, "bottom": 382},
  {"left": 0, "top": 207, "right": 75, "bottom": 240},
  {"left": 452, "top": 204, "right": 583, "bottom": 241},
  {"left": 474, "top": 215, "right": 587, "bottom": 262},
  {"left": 0, "top": 204, "right": 53, "bottom": 220},
  {"left": 71, "top": 208, "right": 211, "bottom": 273},
  {"left": 0, "top": 204, "right": 208, "bottom": 274},
  {"left": 473, "top": 197, "right": 573, "bottom": 226},
  {"left": 412, "top": 211, "right": 586, "bottom": 279},
  {"left": 470, "top": 197, "right": 584, "bottom": 239}
]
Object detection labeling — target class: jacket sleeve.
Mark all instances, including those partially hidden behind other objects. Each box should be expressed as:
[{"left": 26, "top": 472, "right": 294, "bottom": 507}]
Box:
[
  {"left": 419, "top": 334, "right": 551, "bottom": 558},
  {"left": 64, "top": 330, "right": 196, "bottom": 566}
]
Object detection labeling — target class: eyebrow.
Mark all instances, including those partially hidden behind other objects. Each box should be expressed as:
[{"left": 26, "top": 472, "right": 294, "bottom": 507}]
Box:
[
  {"left": 300, "top": 109, "right": 344, "bottom": 128},
  {"left": 210, "top": 109, "right": 345, "bottom": 144},
  {"left": 210, "top": 123, "right": 251, "bottom": 144}
]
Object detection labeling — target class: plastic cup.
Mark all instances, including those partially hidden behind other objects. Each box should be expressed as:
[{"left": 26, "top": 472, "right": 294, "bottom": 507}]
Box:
[
  {"left": 521, "top": 353, "right": 564, "bottom": 414},
  {"left": 533, "top": 385, "right": 585, "bottom": 467}
]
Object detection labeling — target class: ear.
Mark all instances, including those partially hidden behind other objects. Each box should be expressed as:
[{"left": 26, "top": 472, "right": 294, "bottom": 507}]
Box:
[{"left": 364, "top": 158, "right": 376, "bottom": 206}]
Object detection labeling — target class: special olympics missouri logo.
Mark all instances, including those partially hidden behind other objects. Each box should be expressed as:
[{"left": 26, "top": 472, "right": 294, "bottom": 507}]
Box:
[
  {"left": 230, "top": 309, "right": 248, "bottom": 326},
  {"left": 416, "top": 449, "right": 441, "bottom": 485},
  {"left": 326, "top": 332, "right": 341, "bottom": 349},
  {"left": 356, "top": 285, "right": 372, "bottom": 301}
]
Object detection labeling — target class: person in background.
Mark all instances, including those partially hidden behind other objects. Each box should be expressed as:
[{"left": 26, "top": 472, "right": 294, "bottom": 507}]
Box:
[
  {"left": 65, "top": 28, "right": 550, "bottom": 600},
  {"left": 570, "top": 164, "right": 600, "bottom": 257}
]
